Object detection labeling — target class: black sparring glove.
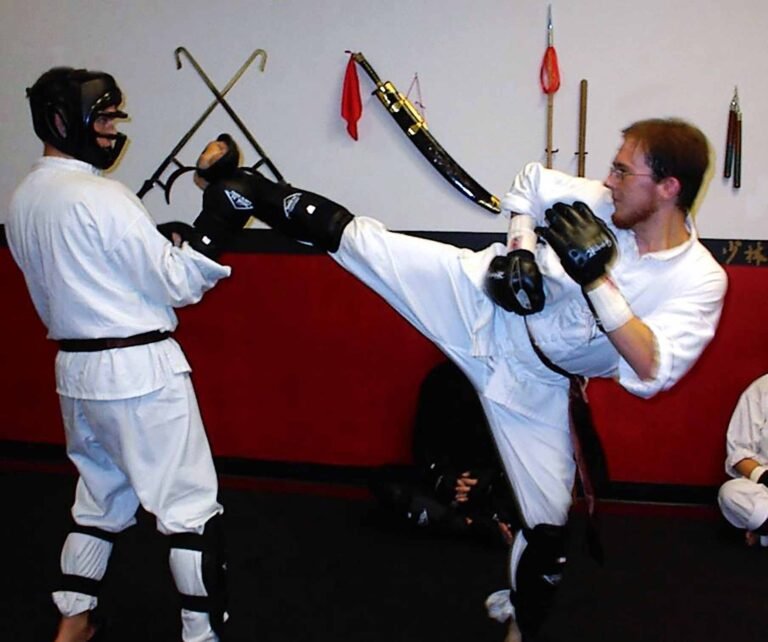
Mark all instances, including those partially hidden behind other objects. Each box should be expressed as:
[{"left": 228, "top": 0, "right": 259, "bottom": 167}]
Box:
[
  {"left": 484, "top": 249, "right": 545, "bottom": 315},
  {"left": 431, "top": 464, "right": 462, "bottom": 504},
  {"left": 536, "top": 201, "right": 617, "bottom": 286},
  {"left": 156, "top": 220, "right": 224, "bottom": 260},
  {"left": 188, "top": 168, "right": 261, "bottom": 258},
  {"left": 157, "top": 221, "right": 194, "bottom": 244},
  {"left": 195, "top": 133, "right": 240, "bottom": 183},
  {"left": 200, "top": 170, "right": 354, "bottom": 253}
]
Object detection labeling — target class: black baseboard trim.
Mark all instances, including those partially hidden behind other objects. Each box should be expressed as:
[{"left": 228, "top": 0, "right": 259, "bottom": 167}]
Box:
[{"left": 0, "top": 439, "right": 720, "bottom": 506}]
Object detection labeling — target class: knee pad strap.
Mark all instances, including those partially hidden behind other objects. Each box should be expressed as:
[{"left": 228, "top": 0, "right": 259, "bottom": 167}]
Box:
[
  {"left": 59, "top": 573, "right": 103, "bottom": 597},
  {"left": 70, "top": 524, "right": 119, "bottom": 543}
]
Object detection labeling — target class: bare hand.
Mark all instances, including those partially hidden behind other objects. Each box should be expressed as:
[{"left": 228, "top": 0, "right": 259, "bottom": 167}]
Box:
[
  {"left": 497, "top": 521, "right": 515, "bottom": 546},
  {"left": 455, "top": 471, "right": 478, "bottom": 503}
]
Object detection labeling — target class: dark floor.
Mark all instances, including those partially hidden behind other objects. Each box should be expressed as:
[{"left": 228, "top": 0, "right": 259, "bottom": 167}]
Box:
[{"left": 3, "top": 468, "right": 766, "bottom": 642}]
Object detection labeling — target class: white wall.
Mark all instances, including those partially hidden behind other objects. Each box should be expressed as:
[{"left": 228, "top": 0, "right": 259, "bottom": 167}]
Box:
[{"left": 1, "top": 0, "right": 765, "bottom": 239}]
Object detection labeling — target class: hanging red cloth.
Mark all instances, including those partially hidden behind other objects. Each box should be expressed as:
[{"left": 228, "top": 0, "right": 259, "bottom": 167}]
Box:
[
  {"left": 539, "top": 45, "right": 561, "bottom": 95},
  {"left": 341, "top": 54, "right": 362, "bottom": 140}
]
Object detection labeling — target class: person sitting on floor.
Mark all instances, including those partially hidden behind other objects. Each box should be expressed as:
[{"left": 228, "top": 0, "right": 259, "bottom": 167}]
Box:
[
  {"left": 369, "top": 360, "right": 520, "bottom": 546},
  {"left": 718, "top": 373, "right": 768, "bottom": 547}
]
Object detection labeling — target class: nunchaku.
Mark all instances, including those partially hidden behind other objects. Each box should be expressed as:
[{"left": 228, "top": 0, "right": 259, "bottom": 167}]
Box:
[
  {"left": 137, "top": 47, "right": 285, "bottom": 202},
  {"left": 723, "top": 86, "right": 742, "bottom": 189},
  {"left": 351, "top": 52, "right": 501, "bottom": 215}
]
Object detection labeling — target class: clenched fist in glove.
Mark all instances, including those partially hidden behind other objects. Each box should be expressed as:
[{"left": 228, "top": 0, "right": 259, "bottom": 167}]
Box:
[
  {"left": 537, "top": 201, "right": 617, "bottom": 287},
  {"left": 484, "top": 249, "right": 545, "bottom": 315}
]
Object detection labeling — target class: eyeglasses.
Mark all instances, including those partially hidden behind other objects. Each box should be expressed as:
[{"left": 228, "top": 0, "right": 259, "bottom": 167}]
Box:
[{"left": 608, "top": 165, "right": 655, "bottom": 181}]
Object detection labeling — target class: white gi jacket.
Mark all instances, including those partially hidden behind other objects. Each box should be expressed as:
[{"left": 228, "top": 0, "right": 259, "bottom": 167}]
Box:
[
  {"left": 8, "top": 156, "right": 229, "bottom": 638},
  {"left": 719, "top": 374, "right": 768, "bottom": 537},
  {"left": 725, "top": 374, "right": 768, "bottom": 477},
  {"left": 6, "top": 156, "right": 231, "bottom": 400}
]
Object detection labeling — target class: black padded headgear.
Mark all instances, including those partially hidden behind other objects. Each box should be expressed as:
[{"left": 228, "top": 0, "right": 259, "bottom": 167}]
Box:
[{"left": 27, "top": 67, "right": 128, "bottom": 169}]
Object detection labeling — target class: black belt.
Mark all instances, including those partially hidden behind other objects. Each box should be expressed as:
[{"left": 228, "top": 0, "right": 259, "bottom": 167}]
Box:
[
  {"left": 57, "top": 330, "right": 171, "bottom": 352},
  {"left": 524, "top": 320, "right": 607, "bottom": 564}
]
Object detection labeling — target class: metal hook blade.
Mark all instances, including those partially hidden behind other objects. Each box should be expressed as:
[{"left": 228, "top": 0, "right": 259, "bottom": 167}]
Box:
[
  {"left": 137, "top": 48, "right": 268, "bottom": 199},
  {"left": 174, "top": 46, "right": 285, "bottom": 184}
]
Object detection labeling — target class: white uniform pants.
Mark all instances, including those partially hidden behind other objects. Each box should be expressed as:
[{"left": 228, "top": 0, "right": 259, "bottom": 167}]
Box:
[
  {"left": 718, "top": 477, "right": 768, "bottom": 533},
  {"left": 55, "top": 371, "right": 222, "bottom": 641},
  {"left": 333, "top": 219, "right": 576, "bottom": 597}
]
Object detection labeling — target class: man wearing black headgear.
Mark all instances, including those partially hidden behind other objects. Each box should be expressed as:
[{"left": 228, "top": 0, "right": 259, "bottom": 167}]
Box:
[
  {"left": 26, "top": 67, "right": 129, "bottom": 170},
  {"left": 6, "top": 67, "right": 245, "bottom": 642}
]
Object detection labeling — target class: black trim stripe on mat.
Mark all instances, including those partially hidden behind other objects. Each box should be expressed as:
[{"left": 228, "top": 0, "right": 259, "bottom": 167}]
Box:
[{"left": 0, "top": 439, "right": 721, "bottom": 506}]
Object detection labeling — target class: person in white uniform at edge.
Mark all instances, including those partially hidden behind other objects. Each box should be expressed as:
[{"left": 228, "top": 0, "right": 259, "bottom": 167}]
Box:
[
  {"left": 718, "top": 373, "right": 768, "bottom": 548},
  {"left": 6, "top": 67, "right": 252, "bottom": 642},
  {"left": 196, "top": 117, "right": 727, "bottom": 641}
]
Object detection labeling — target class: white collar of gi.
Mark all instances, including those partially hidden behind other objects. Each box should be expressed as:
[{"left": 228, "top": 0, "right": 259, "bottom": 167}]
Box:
[
  {"left": 35, "top": 155, "right": 102, "bottom": 176},
  {"left": 626, "top": 215, "right": 698, "bottom": 262}
]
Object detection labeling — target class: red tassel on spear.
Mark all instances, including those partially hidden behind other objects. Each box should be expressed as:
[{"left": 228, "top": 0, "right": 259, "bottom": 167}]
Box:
[{"left": 539, "top": 5, "right": 560, "bottom": 168}]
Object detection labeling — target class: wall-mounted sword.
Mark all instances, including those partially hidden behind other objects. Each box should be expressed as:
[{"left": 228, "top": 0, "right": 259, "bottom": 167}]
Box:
[{"left": 351, "top": 52, "right": 500, "bottom": 215}]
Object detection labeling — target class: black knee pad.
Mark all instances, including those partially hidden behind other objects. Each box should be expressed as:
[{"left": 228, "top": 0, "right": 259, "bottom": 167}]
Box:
[
  {"left": 169, "top": 514, "right": 228, "bottom": 635},
  {"left": 58, "top": 524, "right": 120, "bottom": 597},
  {"left": 511, "top": 523, "right": 569, "bottom": 636}
]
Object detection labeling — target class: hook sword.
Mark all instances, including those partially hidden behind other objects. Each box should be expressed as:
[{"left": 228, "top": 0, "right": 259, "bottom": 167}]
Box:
[
  {"left": 174, "top": 46, "right": 285, "bottom": 184},
  {"left": 137, "top": 49, "right": 268, "bottom": 201}
]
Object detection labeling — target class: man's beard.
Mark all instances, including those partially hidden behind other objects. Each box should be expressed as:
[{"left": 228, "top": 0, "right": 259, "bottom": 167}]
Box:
[{"left": 612, "top": 201, "right": 656, "bottom": 230}]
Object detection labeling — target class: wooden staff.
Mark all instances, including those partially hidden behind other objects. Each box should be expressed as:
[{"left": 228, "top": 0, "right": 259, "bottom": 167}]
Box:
[
  {"left": 546, "top": 93, "right": 555, "bottom": 169},
  {"left": 577, "top": 79, "right": 588, "bottom": 177}
]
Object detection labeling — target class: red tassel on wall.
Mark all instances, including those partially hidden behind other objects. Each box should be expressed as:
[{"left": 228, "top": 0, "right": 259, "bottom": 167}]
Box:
[
  {"left": 539, "top": 45, "right": 561, "bottom": 95},
  {"left": 341, "top": 54, "right": 362, "bottom": 140}
]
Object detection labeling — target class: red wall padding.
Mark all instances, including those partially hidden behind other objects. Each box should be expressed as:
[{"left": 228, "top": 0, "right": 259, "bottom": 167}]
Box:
[
  {"left": 589, "top": 264, "right": 768, "bottom": 485},
  {"left": 2, "top": 248, "right": 766, "bottom": 486}
]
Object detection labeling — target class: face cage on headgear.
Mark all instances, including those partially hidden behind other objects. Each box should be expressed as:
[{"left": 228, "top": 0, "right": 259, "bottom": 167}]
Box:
[
  {"left": 28, "top": 68, "right": 128, "bottom": 170},
  {"left": 81, "top": 89, "right": 129, "bottom": 169}
]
